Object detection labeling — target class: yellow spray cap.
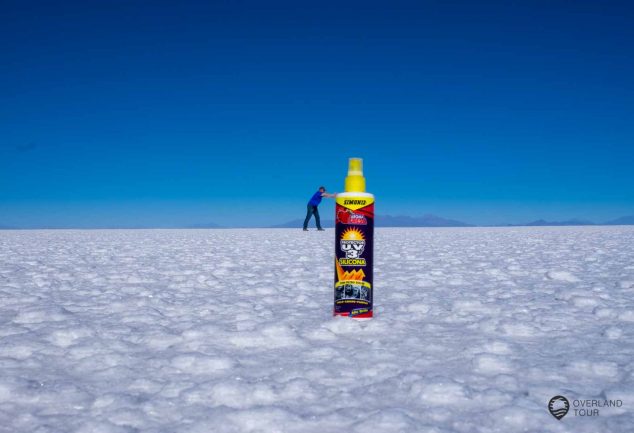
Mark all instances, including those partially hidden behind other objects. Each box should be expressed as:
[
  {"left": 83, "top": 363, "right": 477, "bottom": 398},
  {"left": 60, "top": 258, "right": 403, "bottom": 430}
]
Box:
[{"left": 344, "top": 157, "right": 366, "bottom": 192}]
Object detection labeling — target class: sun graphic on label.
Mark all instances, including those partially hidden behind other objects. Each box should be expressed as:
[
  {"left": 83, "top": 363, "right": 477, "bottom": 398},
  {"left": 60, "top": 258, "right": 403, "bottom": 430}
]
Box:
[{"left": 341, "top": 227, "right": 365, "bottom": 240}]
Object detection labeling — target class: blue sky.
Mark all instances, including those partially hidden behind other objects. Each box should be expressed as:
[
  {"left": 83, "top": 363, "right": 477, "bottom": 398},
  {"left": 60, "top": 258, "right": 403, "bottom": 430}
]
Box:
[{"left": 1, "top": 0, "right": 633, "bottom": 227}]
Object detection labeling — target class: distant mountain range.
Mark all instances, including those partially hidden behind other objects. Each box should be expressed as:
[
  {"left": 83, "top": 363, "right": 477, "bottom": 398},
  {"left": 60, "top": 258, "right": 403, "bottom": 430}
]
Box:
[
  {"left": 514, "top": 215, "right": 634, "bottom": 226},
  {"left": 271, "top": 214, "right": 634, "bottom": 228},
  {"left": 272, "top": 214, "right": 474, "bottom": 228},
  {"left": 270, "top": 219, "right": 335, "bottom": 228},
  {"left": 520, "top": 218, "right": 595, "bottom": 227},
  {"left": 378, "top": 214, "right": 473, "bottom": 227},
  {"left": 184, "top": 222, "right": 223, "bottom": 228},
  {"left": 2, "top": 215, "right": 633, "bottom": 229},
  {"left": 605, "top": 215, "right": 634, "bottom": 225}
]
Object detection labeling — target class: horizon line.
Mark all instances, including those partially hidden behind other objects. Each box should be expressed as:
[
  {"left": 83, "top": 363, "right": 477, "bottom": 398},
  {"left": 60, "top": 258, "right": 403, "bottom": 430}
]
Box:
[{"left": 2, "top": 213, "right": 633, "bottom": 230}]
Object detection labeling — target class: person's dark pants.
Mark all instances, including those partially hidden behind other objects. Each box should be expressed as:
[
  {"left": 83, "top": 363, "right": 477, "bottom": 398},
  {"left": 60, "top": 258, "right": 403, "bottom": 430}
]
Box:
[{"left": 303, "top": 204, "right": 322, "bottom": 230}]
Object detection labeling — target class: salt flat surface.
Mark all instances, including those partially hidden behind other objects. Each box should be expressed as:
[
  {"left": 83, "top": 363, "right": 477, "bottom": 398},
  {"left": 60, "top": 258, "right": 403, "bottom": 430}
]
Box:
[{"left": 0, "top": 227, "right": 633, "bottom": 432}]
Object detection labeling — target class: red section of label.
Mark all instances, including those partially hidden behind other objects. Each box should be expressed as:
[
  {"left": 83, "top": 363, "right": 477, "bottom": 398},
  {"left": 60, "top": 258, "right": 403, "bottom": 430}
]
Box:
[
  {"left": 334, "top": 310, "right": 373, "bottom": 318},
  {"left": 336, "top": 208, "right": 368, "bottom": 225}
]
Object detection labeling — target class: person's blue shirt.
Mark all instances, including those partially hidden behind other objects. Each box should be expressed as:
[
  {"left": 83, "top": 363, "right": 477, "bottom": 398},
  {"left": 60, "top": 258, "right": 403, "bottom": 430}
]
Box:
[{"left": 308, "top": 191, "right": 323, "bottom": 206}]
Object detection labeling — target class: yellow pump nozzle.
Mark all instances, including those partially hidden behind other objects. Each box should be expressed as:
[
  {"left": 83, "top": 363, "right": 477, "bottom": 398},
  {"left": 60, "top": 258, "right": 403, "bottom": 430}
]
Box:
[{"left": 344, "top": 157, "right": 366, "bottom": 192}]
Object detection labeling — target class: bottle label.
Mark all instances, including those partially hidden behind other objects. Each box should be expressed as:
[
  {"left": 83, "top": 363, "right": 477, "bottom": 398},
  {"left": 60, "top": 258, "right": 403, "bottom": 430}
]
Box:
[{"left": 334, "top": 196, "right": 375, "bottom": 318}]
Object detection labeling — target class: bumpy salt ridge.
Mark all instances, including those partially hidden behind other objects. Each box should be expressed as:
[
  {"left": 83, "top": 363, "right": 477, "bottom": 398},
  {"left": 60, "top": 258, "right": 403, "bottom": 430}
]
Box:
[{"left": 0, "top": 227, "right": 633, "bottom": 432}]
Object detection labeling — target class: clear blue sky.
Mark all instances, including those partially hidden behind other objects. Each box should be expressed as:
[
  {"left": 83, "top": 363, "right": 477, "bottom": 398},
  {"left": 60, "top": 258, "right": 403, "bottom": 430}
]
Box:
[{"left": 1, "top": 0, "right": 633, "bottom": 227}]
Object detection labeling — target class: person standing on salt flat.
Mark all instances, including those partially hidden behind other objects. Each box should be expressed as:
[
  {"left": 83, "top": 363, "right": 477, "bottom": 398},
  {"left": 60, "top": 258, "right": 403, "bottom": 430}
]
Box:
[{"left": 303, "top": 186, "right": 336, "bottom": 231}]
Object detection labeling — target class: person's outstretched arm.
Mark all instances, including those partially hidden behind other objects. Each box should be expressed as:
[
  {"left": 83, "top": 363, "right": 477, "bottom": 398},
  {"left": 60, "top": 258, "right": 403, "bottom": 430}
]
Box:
[{"left": 322, "top": 192, "right": 337, "bottom": 198}]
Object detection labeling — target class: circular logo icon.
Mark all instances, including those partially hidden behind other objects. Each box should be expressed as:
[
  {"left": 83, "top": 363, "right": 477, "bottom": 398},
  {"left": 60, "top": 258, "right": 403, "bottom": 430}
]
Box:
[{"left": 548, "top": 395, "right": 570, "bottom": 420}]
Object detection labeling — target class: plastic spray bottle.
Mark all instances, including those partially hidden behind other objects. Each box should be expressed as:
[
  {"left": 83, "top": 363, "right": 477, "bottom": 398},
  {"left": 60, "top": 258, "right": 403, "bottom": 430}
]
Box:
[{"left": 334, "top": 158, "right": 374, "bottom": 319}]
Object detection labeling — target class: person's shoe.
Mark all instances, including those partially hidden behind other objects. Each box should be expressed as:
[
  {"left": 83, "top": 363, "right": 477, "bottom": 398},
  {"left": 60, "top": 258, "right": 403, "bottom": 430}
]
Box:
[
  {"left": 303, "top": 228, "right": 308, "bottom": 231},
  {"left": 317, "top": 228, "right": 325, "bottom": 231}
]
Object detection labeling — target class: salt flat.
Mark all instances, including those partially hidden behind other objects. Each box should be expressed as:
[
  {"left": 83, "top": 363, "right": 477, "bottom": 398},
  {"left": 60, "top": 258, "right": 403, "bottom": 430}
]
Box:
[{"left": 0, "top": 227, "right": 633, "bottom": 432}]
